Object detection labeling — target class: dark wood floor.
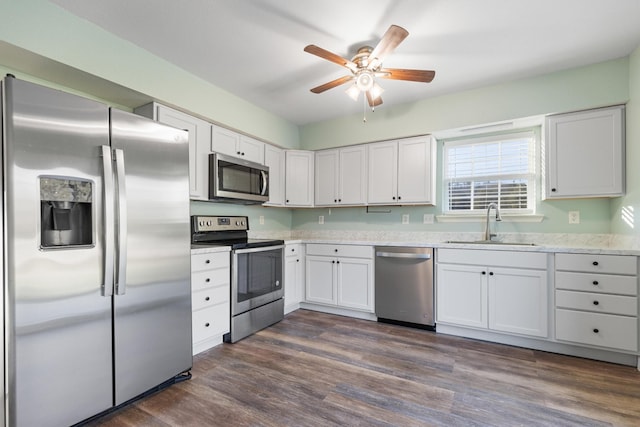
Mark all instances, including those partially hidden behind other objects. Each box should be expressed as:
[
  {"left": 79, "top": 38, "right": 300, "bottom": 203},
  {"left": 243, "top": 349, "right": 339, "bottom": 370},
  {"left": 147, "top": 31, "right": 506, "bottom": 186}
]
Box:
[{"left": 88, "top": 309, "right": 640, "bottom": 426}]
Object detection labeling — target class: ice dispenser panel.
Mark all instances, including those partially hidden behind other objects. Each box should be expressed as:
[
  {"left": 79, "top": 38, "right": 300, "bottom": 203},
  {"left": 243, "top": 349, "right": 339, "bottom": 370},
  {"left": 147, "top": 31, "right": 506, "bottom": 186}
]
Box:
[{"left": 40, "top": 177, "right": 93, "bottom": 248}]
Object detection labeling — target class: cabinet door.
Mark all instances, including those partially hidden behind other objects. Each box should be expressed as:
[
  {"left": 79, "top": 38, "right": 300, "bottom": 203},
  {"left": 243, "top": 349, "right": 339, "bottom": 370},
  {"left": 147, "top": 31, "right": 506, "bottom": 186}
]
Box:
[
  {"left": 285, "top": 150, "right": 314, "bottom": 206},
  {"left": 314, "top": 149, "right": 338, "bottom": 206},
  {"left": 436, "top": 264, "right": 487, "bottom": 328},
  {"left": 546, "top": 106, "right": 624, "bottom": 198},
  {"left": 367, "top": 141, "right": 398, "bottom": 204},
  {"left": 154, "top": 105, "right": 211, "bottom": 200},
  {"left": 305, "top": 256, "right": 336, "bottom": 305},
  {"left": 211, "top": 124, "right": 240, "bottom": 158},
  {"left": 264, "top": 145, "right": 285, "bottom": 206},
  {"left": 339, "top": 145, "right": 367, "bottom": 205},
  {"left": 285, "top": 255, "right": 300, "bottom": 308},
  {"left": 337, "top": 257, "right": 373, "bottom": 311},
  {"left": 239, "top": 135, "right": 265, "bottom": 164},
  {"left": 488, "top": 267, "right": 548, "bottom": 338},
  {"left": 397, "top": 136, "right": 435, "bottom": 204}
]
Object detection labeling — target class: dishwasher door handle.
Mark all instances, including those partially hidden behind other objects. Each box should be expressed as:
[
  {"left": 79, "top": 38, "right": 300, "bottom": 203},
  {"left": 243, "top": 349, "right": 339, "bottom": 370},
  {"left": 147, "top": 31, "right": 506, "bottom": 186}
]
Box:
[{"left": 376, "top": 251, "right": 432, "bottom": 260}]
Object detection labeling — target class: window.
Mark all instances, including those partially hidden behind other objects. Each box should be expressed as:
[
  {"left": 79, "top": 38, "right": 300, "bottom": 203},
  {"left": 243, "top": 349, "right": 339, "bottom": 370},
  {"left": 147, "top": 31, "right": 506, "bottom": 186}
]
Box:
[{"left": 443, "top": 130, "right": 537, "bottom": 214}]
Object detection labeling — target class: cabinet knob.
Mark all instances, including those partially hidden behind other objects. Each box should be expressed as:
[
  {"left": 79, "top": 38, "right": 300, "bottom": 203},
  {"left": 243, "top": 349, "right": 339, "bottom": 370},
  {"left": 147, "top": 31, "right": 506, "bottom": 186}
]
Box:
[
  {"left": 551, "top": 188, "right": 557, "bottom": 192},
  {"left": 241, "top": 152, "right": 245, "bottom": 156},
  {"left": 205, "top": 259, "right": 210, "bottom": 264},
  {"left": 398, "top": 196, "right": 402, "bottom": 200},
  {"left": 593, "top": 300, "right": 599, "bottom": 306},
  {"left": 481, "top": 271, "right": 486, "bottom": 275},
  {"left": 334, "top": 199, "right": 337, "bottom": 203},
  {"left": 334, "top": 249, "right": 338, "bottom": 253},
  {"left": 205, "top": 322, "right": 210, "bottom": 327},
  {"left": 592, "top": 280, "right": 599, "bottom": 285},
  {"left": 296, "top": 259, "right": 299, "bottom": 262},
  {"left": 332, "top": 260, "right": 336, "bottom": 264},
  {"left": 336, "top": 260, "right": 340, "bottom": 264},
  {"left": 392, "top": 196, "right": 396, "bottom": 200},
  {"left": 286, "top": 199, "right": 290, "bottom": 203},
  {"left": 237, "top": 151, "right": 241, "bottom": 155},
  {"left": 592, "top": 261, "right": 599, "bottom": 266},
  {"left": 205, "top": 296, "right": 210, "bottom": 301},
  {"left": 338, "top": 199, "right": 342, "bottom": 202},
  {"left": 593, "top": 328, "right": 599, "bottom": 334},
  {"left": 205, "top": 278, "right": 210, "bottom": 283},
  {"left": 489, "top": 272, "right": 494, "bottom": 276}
]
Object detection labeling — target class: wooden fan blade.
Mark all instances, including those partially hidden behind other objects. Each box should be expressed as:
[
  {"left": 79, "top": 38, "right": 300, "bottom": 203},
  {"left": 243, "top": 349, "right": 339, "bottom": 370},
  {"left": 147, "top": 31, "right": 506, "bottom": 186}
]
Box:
[
  {"left": 367, "top": 25, "right": 409, "bottom": 69},
  {"left": 378, "top": 68, "right": 436, "bottom": 83},
  {"left": 310, "top": 75, "right": 354, "bottom": 94},
  {"left": 366, "top": 91, "right": 383, "bottom": 107},
  {"left": 304, "top": 45, "right": 358, "bottom": 71}
]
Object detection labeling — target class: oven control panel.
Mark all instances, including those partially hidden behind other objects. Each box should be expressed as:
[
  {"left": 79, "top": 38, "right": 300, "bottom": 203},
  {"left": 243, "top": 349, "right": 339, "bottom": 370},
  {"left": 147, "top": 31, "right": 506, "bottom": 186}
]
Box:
[{"left": 192, "top": 215, "right": 248, "bottom": 232}]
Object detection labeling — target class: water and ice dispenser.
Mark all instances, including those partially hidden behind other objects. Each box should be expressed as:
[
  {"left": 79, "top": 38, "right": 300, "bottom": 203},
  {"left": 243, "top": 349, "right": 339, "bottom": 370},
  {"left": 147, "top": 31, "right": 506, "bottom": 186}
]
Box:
[{"left": 40, "top": 177, "right": 93, "bottom": 248}]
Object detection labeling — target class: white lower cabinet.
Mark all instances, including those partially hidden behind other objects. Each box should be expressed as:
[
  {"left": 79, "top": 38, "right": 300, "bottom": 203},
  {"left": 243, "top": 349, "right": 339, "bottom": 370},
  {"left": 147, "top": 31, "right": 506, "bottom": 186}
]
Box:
[
  {"left": 191, "top": 249, "right": 231, "bottom": 355},
  {"left": 436, "top": 249, "right": 548, "bottom": 338},
  {"left": 284, "top": 243, "right": 305, "bottom": 313},
  {"left": 555, "top": 253, "right": 638, "bottom": 353},
  {"left": 305, "top": 244, "right": 373, "bottom": 312}
]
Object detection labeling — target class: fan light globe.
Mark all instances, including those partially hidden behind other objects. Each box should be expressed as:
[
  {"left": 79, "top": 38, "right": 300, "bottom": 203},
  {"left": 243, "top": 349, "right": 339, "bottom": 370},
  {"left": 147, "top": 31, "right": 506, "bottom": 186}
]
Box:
[{"left": 356, "top": 72, "right": 374, "bottom": 91}]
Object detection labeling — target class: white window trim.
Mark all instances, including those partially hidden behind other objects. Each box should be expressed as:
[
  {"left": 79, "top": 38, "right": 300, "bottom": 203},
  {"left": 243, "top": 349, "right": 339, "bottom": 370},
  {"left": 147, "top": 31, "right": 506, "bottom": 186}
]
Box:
[{"left": 441, "top": 128, "right": 541, "bottom": 218}]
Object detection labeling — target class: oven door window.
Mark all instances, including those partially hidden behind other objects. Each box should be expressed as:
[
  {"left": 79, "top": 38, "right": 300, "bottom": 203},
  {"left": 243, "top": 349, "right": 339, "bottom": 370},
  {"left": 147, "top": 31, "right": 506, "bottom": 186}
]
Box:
[
  {"left": 236, "top": 248, "right": 283, "bottom": 302},
  {"left": 219, "top": 160, "right": 262, "bottom": 195}
]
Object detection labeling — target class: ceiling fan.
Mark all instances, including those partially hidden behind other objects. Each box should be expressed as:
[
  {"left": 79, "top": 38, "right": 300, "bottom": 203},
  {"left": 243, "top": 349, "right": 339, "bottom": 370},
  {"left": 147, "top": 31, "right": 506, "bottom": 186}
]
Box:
[{"left": 304, "top": 25, "right": 435, "bottom": 109}]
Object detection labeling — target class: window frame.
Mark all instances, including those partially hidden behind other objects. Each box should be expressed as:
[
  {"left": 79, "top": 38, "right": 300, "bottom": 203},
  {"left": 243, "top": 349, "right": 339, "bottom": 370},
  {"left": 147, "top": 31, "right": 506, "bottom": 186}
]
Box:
[{"left": 441, "top": 129, "right": 539, "bottom": 216}]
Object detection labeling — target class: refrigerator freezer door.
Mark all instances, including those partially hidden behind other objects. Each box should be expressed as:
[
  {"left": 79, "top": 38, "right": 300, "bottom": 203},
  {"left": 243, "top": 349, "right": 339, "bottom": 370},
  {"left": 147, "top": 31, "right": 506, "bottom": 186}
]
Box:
[
  {"left": 4, "top": 78, "right": 114, "bottom": 426},
  {"left": 110, "top": 109, "right": 192, "bottom": 405}
]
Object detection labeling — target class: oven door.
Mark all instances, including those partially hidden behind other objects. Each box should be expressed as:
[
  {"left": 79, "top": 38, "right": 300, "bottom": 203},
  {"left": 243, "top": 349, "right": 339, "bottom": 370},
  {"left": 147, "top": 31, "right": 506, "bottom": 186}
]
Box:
[{"left": 231, "top": 245, "right": 284, "bottom": 316}]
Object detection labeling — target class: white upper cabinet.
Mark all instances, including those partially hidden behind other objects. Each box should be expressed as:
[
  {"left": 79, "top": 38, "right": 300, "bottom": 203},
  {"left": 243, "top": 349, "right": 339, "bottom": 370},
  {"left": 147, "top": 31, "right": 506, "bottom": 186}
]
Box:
[
  {"left": 545, "top": 105, "right": 625, "bottom": 199},
  {"left": 368, "top": 136, "right": 435, "bottom": 205},
  {"left": 285, "top": 150, "right": 314, "bottom": 207},
  {"left": 211, "top": 124, "right": 265, "bottom": 164},
  {"left": 134, "top": 102, "right": 211, "bottom": 201},
  {"left": 315, "top": 146, "right": 367, "bottom": 206},
  {"left": 264, "top": 144, "right": 285, "bottom": 206}
]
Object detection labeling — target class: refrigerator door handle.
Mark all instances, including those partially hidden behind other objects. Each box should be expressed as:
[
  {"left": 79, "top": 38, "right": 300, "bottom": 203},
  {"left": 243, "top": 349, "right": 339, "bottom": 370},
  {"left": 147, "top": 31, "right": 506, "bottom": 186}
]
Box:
[
  {"left": 115, "top": 148, "right": 128, "bottom": 295},
  {"left": 101, "top": 145, "right": 115, "bottom": 297}
]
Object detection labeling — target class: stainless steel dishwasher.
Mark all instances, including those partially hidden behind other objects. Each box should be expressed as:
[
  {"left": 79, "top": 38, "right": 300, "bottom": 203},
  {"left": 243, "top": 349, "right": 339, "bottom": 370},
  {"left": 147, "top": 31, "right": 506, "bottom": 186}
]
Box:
[{"left": 375, "top": 247, "right": 435, "bottom": 329}]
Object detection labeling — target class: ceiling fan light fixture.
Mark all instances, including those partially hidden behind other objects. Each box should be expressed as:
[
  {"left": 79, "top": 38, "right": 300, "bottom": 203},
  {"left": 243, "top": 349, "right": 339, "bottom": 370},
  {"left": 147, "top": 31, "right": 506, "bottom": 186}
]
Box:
[
  {"left": 355, "top": 71, "right": 374, "bottom": 92},
  {"left": 345, "top": 83, "right": 361, "bottom": 101},
  {"left": 369, "top": 81, "right": 384, "bottom": 100}
]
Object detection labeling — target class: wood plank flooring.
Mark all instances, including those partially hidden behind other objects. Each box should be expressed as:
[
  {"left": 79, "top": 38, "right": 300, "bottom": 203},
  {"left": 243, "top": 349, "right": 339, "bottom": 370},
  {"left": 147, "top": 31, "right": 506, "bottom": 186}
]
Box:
[{"left": 88, "top": 309, "right": 640, "bottom": 426}]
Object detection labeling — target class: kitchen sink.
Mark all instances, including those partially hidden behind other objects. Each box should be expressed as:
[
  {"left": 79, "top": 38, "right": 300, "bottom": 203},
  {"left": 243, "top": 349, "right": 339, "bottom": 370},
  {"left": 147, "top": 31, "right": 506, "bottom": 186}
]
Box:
[{"left": 445, "top": 240, "right": 536, "bottom": 246}]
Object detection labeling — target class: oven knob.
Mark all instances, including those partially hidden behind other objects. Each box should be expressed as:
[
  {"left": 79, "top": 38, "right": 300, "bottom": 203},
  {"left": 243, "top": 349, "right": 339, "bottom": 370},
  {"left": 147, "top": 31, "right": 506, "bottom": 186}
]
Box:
[
  {"left": 236, "top": 221, "right": 240, "bottom": 226},
  {"left": 206, "top": 220, "right": 212, "bottom": 226},
  {"left": 241, "top": 221, "right": 246, "bottom": 226}
]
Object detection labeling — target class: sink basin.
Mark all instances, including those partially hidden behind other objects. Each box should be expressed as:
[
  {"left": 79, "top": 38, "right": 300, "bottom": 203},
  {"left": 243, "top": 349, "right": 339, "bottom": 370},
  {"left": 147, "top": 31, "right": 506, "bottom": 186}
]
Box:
[{"left": 446, "top": 240, "right": 536, "bottom": 246}]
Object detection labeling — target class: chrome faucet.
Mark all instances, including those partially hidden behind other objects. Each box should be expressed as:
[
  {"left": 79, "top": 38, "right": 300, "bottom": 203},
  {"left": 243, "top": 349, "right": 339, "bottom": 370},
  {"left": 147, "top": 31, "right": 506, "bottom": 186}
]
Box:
[{"left": 484, "top": 202, "right": 502, "bottom": 241}]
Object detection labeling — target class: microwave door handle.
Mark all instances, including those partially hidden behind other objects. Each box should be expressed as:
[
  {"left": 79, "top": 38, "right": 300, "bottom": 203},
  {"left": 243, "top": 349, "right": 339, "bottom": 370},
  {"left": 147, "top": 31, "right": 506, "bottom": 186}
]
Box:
[
  {"left": 114, "top": 148, "right": 128, "bottom": 295},
  {"left": 260, "top": 170, "right": 268, "bottom": 196},
  {"left": 101, "top": 146, "right": 115, "bottom": 297}
]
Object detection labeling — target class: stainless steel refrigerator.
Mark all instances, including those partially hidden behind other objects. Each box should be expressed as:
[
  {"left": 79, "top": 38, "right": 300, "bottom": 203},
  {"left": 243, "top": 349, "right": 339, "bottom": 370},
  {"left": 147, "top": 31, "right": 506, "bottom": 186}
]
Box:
[{"left": 1, "top": 76, "right": 193, "bottom": 427}]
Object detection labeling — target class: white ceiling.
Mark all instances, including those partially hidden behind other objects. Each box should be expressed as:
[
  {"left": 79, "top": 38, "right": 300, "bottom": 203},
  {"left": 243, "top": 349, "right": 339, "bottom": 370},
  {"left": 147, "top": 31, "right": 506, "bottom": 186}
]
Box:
[{"left": 51, "top": 0, "right": 640, "bottom": 126}]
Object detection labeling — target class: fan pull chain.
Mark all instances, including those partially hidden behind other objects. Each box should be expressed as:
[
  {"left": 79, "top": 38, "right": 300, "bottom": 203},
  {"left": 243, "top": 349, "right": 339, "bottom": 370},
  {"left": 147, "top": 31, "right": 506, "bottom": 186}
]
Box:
[{"left": 363, "top": 95, "right": 367, "bottom": 123}]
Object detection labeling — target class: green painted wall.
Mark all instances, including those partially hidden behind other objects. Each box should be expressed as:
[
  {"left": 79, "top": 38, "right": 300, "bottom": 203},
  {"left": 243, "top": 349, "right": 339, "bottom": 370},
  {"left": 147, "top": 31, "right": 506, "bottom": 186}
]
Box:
[
  {"left": 611, "top": 45, "right": 640, "bottom": 236},
  {"left": 294, "top": 58, "right": 633, "bottom": 234}
]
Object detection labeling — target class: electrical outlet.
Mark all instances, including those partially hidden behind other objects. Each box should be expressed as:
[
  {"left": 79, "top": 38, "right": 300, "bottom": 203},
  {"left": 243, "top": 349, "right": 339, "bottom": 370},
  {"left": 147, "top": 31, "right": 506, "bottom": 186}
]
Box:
[
  {"left": 259, "top": 215, "right": 264, "bottom": 225},
  {"left": 402, "top": 214, "right": 410, "bottom": 225},
  {"left": 568, "top": 211, "right": 580, "bottom": 224},
  {"left": 318, "top": 215, "right": 324, "bottom": 225},
  {"left": 423, "top": 214, "right": 434, "bottom": 224}
]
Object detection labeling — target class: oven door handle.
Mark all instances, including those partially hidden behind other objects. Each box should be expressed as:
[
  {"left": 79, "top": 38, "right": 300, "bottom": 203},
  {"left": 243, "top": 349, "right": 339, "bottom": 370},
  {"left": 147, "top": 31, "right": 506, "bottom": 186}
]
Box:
[{"left": 234, "top": 244, "right": 285, "bottom": 254}]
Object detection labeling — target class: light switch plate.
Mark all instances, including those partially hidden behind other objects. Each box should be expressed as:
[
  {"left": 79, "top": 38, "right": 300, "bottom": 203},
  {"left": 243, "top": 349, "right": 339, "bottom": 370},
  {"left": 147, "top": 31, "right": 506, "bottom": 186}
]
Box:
[
  {"left": 423, "top": 214, "right": 434, "bottom": 224},
  {"left": 318, "top": 215, "right": 324, "bottom": 225},
  {"left": 259, "top": 215, "right": 264, "bottom": 225},
  {"left": 402, "top": 214, "right": 410, "bottom": 224},
  {"left": 568, "top": 211, "right": 580, "bottom": 224}
]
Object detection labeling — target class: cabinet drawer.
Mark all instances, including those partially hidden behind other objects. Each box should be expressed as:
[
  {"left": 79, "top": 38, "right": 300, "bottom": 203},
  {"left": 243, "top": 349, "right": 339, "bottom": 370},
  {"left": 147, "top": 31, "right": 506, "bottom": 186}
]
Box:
[
  {"left": 556, "top": 309, "right": 637, "bottom": 352},
  {"left": 555, "top": 253, "right": 637, "bottom": 275},
  {"left": 191, "top": 252, "right": 230, "bottom": 273},
  {"left": 192, "top": 305, "right": 229, "bottom": 344},
  {"left": 555, "top": 290, "right": 638, "bottom": 316},
  {"left": 306, "top": 244, "right": 372, "bottom": 259},
  {"left": 191, "top": 269, "right": 229, "bottom": 292},
  {"left": 437, "top": 248, "right": 547, "bottom": 269},
  {"left": 555, "top": 271, "right": 637, "bottom": 295},
  {"left": 285, "top": 244, "right": 301, "bottom": 257},
  {"left": 192, "top": 286, "right": 229, "bottom": 311}
]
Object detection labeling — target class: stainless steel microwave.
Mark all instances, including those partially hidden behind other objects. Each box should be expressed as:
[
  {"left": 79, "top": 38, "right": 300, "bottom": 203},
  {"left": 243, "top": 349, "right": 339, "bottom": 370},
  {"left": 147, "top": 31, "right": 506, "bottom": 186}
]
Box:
[{"left": 209, "top": 153, "right": 269, "bottom": 204}]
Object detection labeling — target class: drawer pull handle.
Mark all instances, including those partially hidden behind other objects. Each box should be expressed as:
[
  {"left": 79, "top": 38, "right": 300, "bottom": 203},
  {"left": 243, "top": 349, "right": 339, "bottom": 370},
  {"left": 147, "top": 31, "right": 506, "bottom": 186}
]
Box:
[
  {"left": 593, "top": 300, "right": 599, "bottom": 306},
  {"left": 205, "top": 322, "right": 210, "bottom": 327},
  {"left": 205, "top": 296, "right": 210, "bottom": 301},
  {"left": 334, "top": 249, "right": 338, "bottom": 253},
  {"left": 592, "top": 261, "right": 599, "bottom": 266},
  {"left": 593, "top": 328, "right": 599, "bottom": 334},
  {"left": 205, "top": 259, "right": 211, "bottom": 264},
  {"left": 592, "top": 280, "right": 599, "bottom": 285}
]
